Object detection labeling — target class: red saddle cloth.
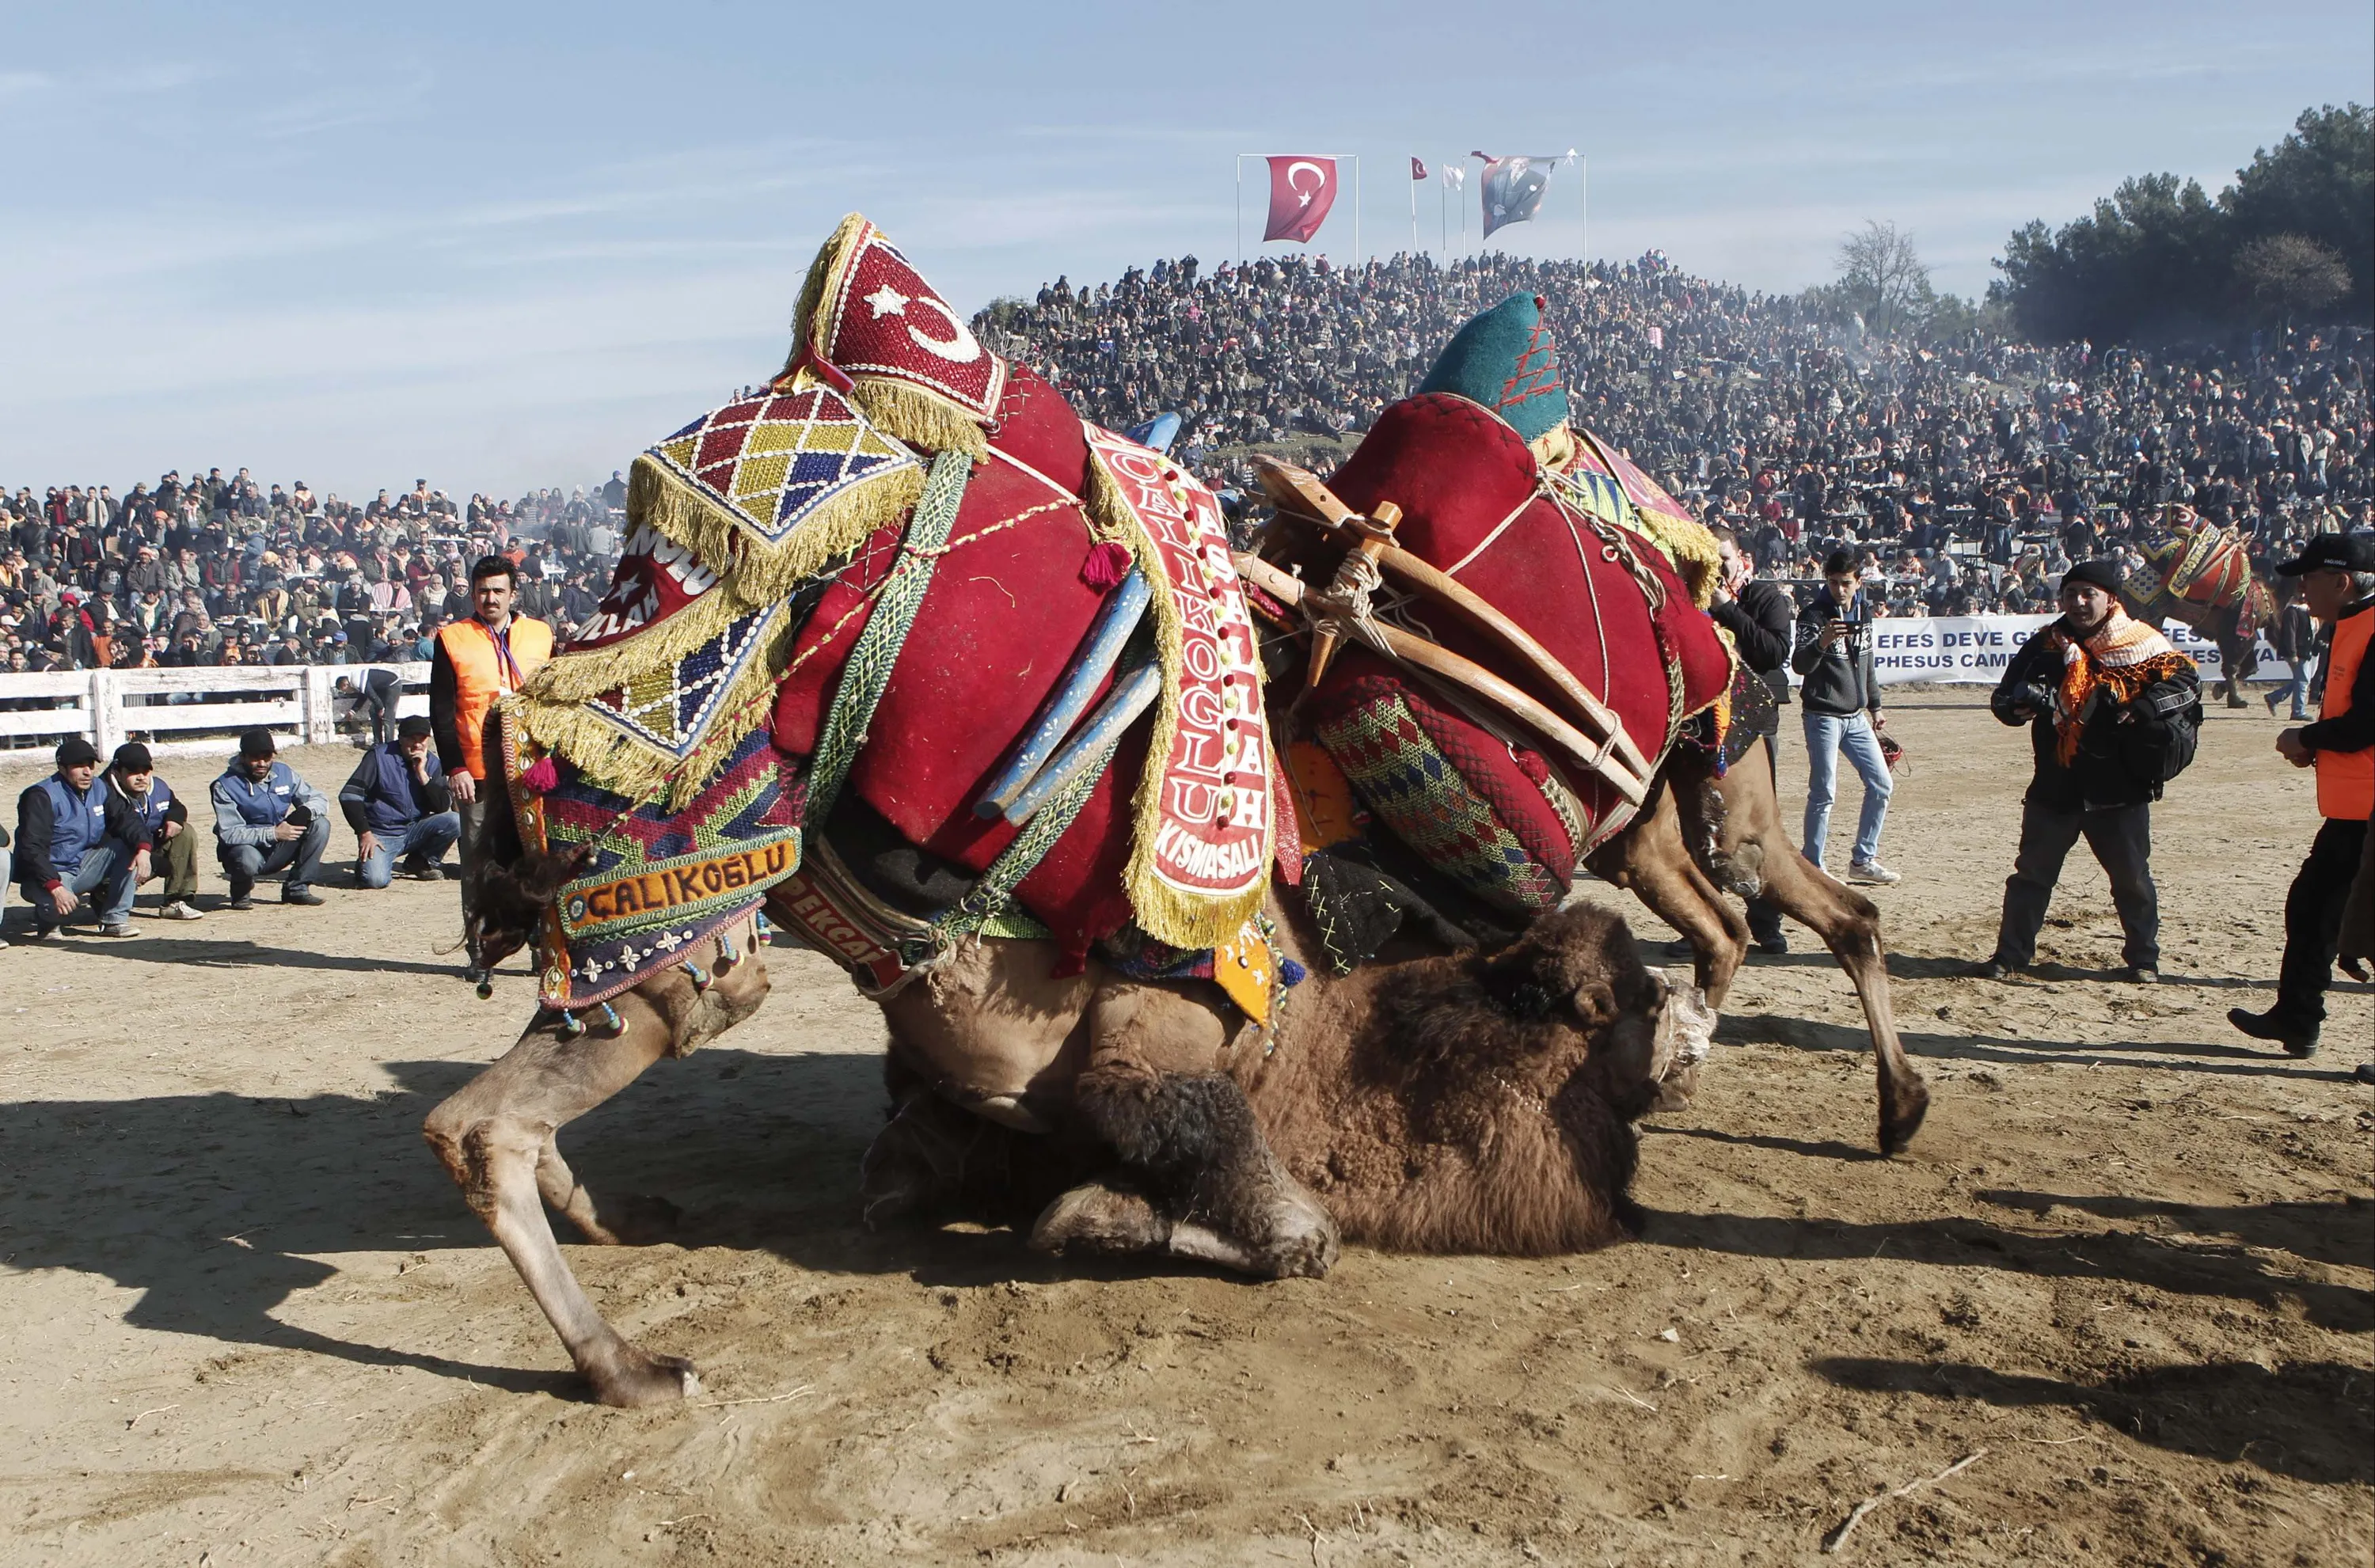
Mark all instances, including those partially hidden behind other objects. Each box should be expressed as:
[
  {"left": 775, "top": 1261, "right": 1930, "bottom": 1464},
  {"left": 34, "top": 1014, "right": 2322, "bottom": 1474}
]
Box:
[
  {"left": 771, "top": 363, "right": 1143, "bottom": 962},
  {"left": 1308, "top": 393, "right": 1733, "bottom": 905}
]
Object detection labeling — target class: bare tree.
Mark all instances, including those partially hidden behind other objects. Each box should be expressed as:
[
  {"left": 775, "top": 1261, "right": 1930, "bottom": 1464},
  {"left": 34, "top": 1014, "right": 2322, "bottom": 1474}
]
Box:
[
  {"left": 1834, "top": 221, "right": 1932, "bottom": 337},
  {"left": 2234, "top": 232, "right": 2350, "bottom": 325}
]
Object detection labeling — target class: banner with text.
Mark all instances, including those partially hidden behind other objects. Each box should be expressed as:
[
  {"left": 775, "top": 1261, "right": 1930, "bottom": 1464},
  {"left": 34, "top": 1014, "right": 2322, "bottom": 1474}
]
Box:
[{"left": 1855, "top": 615, "right": 2289, "bottom": 686}]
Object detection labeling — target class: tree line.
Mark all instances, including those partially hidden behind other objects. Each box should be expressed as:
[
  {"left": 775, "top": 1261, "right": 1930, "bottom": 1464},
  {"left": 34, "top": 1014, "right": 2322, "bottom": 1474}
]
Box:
[{"left": 1814, "top": 105, "right": 2371, "bottom": 349}]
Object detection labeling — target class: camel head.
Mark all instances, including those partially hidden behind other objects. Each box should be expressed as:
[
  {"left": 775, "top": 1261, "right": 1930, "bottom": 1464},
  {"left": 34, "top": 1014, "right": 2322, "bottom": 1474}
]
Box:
[
  {"left": 1266, "top": 902, "right": 1698, "bottom": 1256},
  {"left": 1339, "top": 901, "right": 1685, "bottom": 1139}
]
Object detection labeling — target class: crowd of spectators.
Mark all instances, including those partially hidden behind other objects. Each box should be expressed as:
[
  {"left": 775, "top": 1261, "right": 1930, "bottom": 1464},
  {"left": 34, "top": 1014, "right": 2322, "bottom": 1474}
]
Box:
[
  {"left": 8, "top": 248, "right": 2369, "bottom": 705},
  {"left": 976, "top": 249, "right": 2373, "bottom": 614},
  {"left": 2, "top": 469, "right": 629, "bottom": 685}
]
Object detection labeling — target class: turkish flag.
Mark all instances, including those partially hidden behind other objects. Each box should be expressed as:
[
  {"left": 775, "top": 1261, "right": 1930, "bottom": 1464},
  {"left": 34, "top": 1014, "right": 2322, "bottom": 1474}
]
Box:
[
  {"left": 1410, "top": 156, "right": 1427, "bottom": 180},
  {"left": 1264, "top": 156, "right": 1337, "bottom": 244}
]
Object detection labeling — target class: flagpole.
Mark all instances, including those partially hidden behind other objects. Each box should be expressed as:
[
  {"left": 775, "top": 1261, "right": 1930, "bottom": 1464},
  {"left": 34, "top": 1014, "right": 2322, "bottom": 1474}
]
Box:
[
  {"left": 1409, "top": 165, "right": 1417, "bottom": 255},
  {"left": 1353, "top": 155, "right": 1362, "bottom": 266},
  {"left": 1438, "top": 169, "right": 1446, "bottom": 259},
  {"left": 1234, "top": 154, "right": 1242, "bottom": 265},
  {"left": 1580, "top": 155, "right": 1589, "bottom": 264}
]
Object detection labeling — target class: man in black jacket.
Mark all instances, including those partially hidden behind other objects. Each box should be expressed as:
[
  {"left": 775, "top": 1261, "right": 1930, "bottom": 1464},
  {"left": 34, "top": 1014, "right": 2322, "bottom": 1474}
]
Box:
[
  {"left": 1977, "top": 558, "right": 2200, "bottom": 984},
  {"left": 1708, "top": 526, "right": 1795, "bottom": 952},
  {"left": 2264, "top": 583, "right": 2314, "bottom": 722},
  {"left": 1791, "top": 551, "right": 1897, "bottom": 883}
]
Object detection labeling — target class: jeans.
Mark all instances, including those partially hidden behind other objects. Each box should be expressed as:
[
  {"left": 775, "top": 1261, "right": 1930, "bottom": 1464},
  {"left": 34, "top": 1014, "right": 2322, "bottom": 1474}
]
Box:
[
  {"left": 2267, "top": 659, "right": 2310, "bottom": 719},
  {"left": 1802, "top": 709, "right": 1892, "bottom": 870},
  {"left": 218, "top": 816, "right": 330, "bottom": 898},
  {"left": 357, "top": 811, "right": 462, "bottom": 889},
  {"left": 1992, "top": 799, "right": 2159, "bottom": 970},
  {"left": 2274, "top": 817, "right": 2369, "bottom": 1030},
  {"left": 29, "top": 843, "right": 138, "bottom": 928}
]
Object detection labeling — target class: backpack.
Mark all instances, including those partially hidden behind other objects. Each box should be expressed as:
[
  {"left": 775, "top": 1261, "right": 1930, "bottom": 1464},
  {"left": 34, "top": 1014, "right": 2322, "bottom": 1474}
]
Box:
[{"left": 2120, "top": 694, "right": 2202, "bottom": 792}]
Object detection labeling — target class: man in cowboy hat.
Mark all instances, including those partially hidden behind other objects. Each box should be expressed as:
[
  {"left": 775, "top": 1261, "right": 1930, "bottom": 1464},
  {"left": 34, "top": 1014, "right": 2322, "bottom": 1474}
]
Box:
[
  {"left": 1977, "top": 556, "right": 2201, "bottom": 985},
  {"left": 2232, "top": 533, "right": 2375, "bottom": 1055}
]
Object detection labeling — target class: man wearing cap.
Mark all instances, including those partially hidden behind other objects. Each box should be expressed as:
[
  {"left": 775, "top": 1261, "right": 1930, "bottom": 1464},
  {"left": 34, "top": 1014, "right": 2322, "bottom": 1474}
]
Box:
[
  {"left": 13, "top": 737, "right": 147, "bottom": 937},
  {"left": 2231, "top": 533, "right": 2375, "bottom": 1054},
  {"left": 1977, "top": 558, "right": 2200, "bottom": 985},
  {"left": 431, "top": 556, "right": 552, "bottom": 976},
  {"left": 339, "top": 716, "right": 460, "bottom": 888},
  {"left": 211, "top": 728, "right": 332, "bottom": 909},
  {"left": 102, "top": 742, "right": 204, "bottom": 920}
]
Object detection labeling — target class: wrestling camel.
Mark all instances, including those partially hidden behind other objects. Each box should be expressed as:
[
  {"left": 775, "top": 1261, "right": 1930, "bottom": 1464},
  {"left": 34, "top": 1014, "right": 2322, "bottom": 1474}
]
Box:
[{"left": 428, "top": 837, "right": 1696, "bottom": 1407}]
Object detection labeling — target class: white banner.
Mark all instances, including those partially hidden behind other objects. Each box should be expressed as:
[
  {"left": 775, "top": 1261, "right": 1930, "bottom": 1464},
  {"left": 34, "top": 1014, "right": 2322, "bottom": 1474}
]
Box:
[{"left": 1851, "top": 615, "right": 2290, "bottom": 686}]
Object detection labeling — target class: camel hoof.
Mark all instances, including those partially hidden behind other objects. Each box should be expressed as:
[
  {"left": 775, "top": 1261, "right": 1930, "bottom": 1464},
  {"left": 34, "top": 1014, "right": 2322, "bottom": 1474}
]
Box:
[
  {"left": 584, "top": 1344, "right": 701, "bottom": 1408},
  {"left": 1030, "top": 1181, "right": 1168, "bottom": 1257},
  {"left": 1879, "top": 1076, "right": 1932, "bottom": 1156},
  {"left": 1259, "top": 1202, "right": 1340, "bottom": 1279}
]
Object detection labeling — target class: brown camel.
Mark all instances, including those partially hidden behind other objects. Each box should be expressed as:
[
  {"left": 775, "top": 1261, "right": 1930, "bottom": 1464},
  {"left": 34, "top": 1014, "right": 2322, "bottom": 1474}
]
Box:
[
  {"left": 1609, "top": 731, "right": 1928, "bottom": 1153},
  {"left": 424, "top": 799, "right": 1704, "bottom": 1407}
]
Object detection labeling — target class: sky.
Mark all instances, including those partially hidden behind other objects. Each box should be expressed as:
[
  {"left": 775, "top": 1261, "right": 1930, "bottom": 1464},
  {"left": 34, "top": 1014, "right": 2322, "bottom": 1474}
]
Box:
[{"left": 3, "top": 0, "right": 2370, "bottom": 499}]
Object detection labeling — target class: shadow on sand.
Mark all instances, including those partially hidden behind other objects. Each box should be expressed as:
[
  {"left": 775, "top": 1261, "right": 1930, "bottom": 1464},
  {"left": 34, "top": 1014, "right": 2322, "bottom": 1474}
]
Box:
[{"left": 1812, "top": 1355, "right": 2373, "bottom": 1485}]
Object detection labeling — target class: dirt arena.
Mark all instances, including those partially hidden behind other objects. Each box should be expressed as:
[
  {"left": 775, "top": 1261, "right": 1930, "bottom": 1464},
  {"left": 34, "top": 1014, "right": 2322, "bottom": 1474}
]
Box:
[{"left": 2, "top": 689, "right": 2368, "bottom": 1566}]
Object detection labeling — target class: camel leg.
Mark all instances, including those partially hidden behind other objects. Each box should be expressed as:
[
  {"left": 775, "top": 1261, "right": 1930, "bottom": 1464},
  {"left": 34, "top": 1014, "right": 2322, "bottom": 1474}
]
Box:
[
  {"left": 1753, "top": 843, "right": 1929, "bottom": 1153},
  {"left": 1033, "top": 1063, "right": 1338, "bottom": 1278},
  {"left": 1594, "top": 806, "right": 1750, "bottom": 1007},
  {"left": 424, "top": 931, "right": 768, "bottom": 1407},
  {"left": 1032, "top": 983, "right": 1338, "bottom": 1278}
]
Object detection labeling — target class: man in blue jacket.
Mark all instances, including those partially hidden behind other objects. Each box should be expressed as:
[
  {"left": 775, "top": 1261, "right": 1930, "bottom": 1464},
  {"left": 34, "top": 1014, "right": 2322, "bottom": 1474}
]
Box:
[
  {"left": 14, "top": 736, "right": 146, "bottom": 938},
  {"left": 338, "top": 716, "right": 460, "bottom": 888},
  {"left": 211, "top": 727, "right": 332, "bottom": 909},
  {"left": 103, "top": 741, "right": 205, "bottom": 921}
]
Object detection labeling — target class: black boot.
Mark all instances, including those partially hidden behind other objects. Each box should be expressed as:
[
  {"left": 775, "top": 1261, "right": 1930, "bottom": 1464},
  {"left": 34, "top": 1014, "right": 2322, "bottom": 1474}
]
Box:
[{"left": 2229, "top": 1005, "right": 2318, "bottom": 1057}]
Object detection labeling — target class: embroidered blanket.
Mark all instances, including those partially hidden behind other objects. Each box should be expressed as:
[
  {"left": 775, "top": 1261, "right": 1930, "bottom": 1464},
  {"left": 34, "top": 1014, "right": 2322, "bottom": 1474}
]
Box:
[
  {"left": 504, "top": 212, "right": 1274, "bottom": 1008},
  {"left": 1298, "top": 392, "right": 1735, "bottom": 915}
]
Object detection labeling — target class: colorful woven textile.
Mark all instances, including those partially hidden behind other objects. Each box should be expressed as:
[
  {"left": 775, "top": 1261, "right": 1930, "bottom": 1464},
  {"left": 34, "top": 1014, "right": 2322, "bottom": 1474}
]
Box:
[
  {"left": 1320, "top": 392, "right": 1735, "bottom": 857},
  {"left": 580, "top": 600, "right": 790, "bottom": 768},
  {"left": 647, "top": 382, "right": 920, "bottom": 551},
  {"left": 1312, "top": 662, "right": 1578, "bottom": 916},
  {"left": 511, "top": 726, "right": 804, "bottom": 1008},
  {"left": 1083, "top": 424, "right": 1275, "bottom": 948},
  {"left": 1415, "top": 292, "right": 1569, "bottom": 442}
]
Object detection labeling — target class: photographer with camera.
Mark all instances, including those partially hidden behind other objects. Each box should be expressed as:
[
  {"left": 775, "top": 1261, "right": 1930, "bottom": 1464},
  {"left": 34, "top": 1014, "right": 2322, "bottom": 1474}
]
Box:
[
  {"left": 1791, "top": 549, "right": 1898, "bottom": 885},
  {"left": 1975, "top": 558, "right": 2199, "bottom": 985}
]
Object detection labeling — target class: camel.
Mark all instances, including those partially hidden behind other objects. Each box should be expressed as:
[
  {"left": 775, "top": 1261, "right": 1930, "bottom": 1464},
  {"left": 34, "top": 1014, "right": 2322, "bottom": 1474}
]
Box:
[
  {"left": 426, "top": 801, "right": 1701, "bottom": 1407},
  {"left": 1593, "top": 731, "right": 1927, "bottom": 1154}
]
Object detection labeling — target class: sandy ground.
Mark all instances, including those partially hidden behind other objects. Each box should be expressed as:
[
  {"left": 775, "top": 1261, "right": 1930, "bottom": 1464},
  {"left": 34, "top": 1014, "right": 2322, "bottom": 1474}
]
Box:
[{"left": 0, "top": 690, "right": 2368, "bottom": 1568}]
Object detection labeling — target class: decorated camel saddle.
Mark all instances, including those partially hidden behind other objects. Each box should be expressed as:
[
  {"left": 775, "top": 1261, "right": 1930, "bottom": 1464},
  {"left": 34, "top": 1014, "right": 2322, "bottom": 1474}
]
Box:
[
  {"left": 500, "top": 215, "right": 1276, "bottom": 1019},
  {"left": 2122, "top": 505, "right": 2274, "bottom": 641},
  {"left": 1238, "top": 293, "right": 1738, "bottom": 966}
]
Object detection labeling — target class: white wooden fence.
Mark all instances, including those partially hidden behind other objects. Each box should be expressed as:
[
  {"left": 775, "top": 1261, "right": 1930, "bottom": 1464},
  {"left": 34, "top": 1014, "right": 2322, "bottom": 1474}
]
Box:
[{"left": 0, "top": 663, "right": 429, "bottom": 758}]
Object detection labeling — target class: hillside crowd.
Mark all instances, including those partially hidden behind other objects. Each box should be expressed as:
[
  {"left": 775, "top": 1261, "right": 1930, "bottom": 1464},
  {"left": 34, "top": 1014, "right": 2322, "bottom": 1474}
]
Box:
[
  {"left": 2, "top": 472, "right": 626, "bottom": 682},
  {"left": 976, "top": 250, "right": 2373, "bottom": 615},
  {"left": 6, "top": 249, "right": 2369, "bottom": 700}
]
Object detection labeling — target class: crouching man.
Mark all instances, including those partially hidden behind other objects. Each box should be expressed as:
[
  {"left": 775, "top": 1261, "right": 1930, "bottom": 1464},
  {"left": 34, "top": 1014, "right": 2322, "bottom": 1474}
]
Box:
[
  {"left": 103, "top": 742, "right": 204, "bottom": 920},
  {"left": 340, "top": 715, "right": 460, "bottom": 887},
  {"left": 1977, "top": 559, "right": 2200, "bottom": 984},
  {"left": 212, "top": 728, "right": 332, "bottom": 909},
  {"left": 14, "top": 736, "right": 146, "bottom": 938}
]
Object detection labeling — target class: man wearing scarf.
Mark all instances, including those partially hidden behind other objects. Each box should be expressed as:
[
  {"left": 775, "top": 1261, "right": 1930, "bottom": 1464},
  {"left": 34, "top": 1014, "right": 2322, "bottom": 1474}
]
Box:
[{"left": 1978, "top": 557, "right": 2200, "bottom": 984}]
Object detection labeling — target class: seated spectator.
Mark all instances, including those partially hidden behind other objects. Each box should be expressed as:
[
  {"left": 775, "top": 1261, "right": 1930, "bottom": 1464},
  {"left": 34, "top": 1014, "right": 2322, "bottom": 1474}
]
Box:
[
  {"left": 14, "top": 736, "right": 146, "bottom": 938},
  {"left": 211, "top": 727, "right": 332, "bottom": 909},
  {"left": 339, "top": 716, "right": 460, "bottom": 887},
  {"left": 103, "top": 741, "right": 204, "bottom": 921}
]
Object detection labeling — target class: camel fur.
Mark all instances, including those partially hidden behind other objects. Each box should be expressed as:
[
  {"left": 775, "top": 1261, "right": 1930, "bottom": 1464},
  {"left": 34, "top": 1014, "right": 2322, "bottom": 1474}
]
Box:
[{"left": 427, "top": 806, "right": 1696, "bottom": 1408}]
